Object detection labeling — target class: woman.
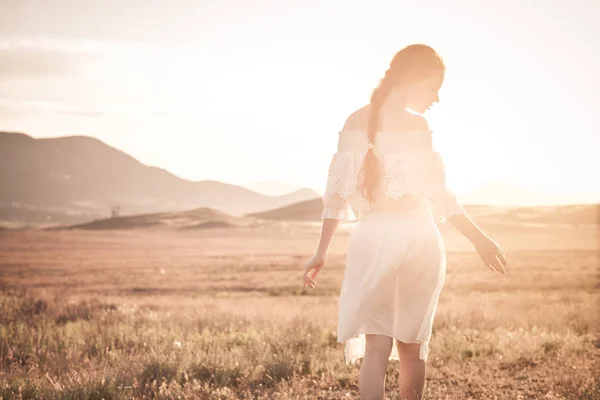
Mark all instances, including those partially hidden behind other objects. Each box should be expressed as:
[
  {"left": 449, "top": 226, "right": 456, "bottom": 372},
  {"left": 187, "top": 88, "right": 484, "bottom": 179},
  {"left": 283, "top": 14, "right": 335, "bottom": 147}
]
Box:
[{"left": 301, "top": 44, "right": 507, "bottom": 400}]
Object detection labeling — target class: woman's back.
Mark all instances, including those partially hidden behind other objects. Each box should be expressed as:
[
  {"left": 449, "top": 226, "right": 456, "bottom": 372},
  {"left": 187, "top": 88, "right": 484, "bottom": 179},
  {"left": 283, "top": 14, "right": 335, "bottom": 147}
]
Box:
[{"left": 322, "top": 107, "right": 462, "bottom": 222}]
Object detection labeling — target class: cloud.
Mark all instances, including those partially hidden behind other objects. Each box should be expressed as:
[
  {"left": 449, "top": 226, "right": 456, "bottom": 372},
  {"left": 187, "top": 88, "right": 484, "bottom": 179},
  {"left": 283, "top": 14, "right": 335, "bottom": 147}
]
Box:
[
  {"left": 0, "top": 48, "right": 89, "bottom": 79},
  {"left": 0, "top": 36, "right": 167, "bottom": 82},
  {"left": 0, "top": 37, "right": 110, "bottom": 80},
  {"left": 0, "top": 37, "right": 210, "bottom": 116},
  {"left": 0, "top": 99, "right": 106, "bottom": 118}
]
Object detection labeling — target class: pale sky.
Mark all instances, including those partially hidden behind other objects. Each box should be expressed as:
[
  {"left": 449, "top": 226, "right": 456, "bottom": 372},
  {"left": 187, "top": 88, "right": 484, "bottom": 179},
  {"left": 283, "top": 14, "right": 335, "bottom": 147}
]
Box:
[{"left": 1, "top": 0, "right": 599, "bottom": 205}]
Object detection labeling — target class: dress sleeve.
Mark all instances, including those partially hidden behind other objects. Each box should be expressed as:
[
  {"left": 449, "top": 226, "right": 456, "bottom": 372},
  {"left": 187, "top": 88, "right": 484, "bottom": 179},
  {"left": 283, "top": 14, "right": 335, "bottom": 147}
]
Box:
[
  {"left": 427, "top": 152, "right": 466, "bottom": 223},
  {"left": 431, "top": 188, "right": 465, "bottom": 223},
  {"left": 321, "top": 140, "right": 363, "bottom": 222}
]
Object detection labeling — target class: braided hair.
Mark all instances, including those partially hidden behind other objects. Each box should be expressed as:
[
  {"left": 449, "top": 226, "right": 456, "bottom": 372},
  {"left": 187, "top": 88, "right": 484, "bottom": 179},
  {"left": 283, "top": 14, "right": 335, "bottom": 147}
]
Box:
[{"left": 358, "top": 44, "right": 445, "bottom": 204}]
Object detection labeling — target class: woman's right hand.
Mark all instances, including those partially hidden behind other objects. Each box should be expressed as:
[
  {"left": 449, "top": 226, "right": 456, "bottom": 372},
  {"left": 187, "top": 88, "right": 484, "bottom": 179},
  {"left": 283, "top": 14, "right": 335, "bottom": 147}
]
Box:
[{"left": 301, "top": 253, "right": 327, "bottom": 288}]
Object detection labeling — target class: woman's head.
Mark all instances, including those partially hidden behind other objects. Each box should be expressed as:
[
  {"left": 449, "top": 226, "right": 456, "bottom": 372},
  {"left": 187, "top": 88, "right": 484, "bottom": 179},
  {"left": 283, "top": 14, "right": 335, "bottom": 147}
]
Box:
[
  {"left": 358, "top": 44, "right": 445, "bottom": 204},
  {"left": 386, "top": 45, "right": 446, "bottom": 114}
]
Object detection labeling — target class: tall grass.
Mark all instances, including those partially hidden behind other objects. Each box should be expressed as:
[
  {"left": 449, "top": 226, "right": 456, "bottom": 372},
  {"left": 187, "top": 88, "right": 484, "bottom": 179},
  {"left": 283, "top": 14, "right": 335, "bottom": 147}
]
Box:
[
  {"left": 1, "top": 288, "right": 597, "bottom": 399},
  {"left": 0, "top": 227, "right": 598, "bottom": 399}
]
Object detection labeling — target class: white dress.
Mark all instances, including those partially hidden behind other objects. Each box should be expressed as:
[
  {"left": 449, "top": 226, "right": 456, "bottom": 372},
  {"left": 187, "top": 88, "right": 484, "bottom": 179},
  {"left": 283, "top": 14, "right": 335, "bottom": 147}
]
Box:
[{"left": 321, "top": 129, "right": 465, "bottom": 365}]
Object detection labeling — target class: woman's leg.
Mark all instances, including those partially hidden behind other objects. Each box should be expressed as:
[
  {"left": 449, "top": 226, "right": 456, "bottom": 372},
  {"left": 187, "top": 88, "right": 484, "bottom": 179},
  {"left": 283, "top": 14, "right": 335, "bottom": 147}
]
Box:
[
  {"left": 359, "top": 334, "right": 393, "bottom": 400},
  {"left": 395, "top": 339, "right": 426, "bottom": 400}
]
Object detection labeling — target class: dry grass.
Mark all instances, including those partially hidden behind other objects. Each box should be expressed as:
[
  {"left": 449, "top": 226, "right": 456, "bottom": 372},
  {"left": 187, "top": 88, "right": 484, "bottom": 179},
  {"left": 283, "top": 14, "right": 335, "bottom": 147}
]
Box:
[{"left": 0, "top": 221, "right": 598, "bottom": 399}]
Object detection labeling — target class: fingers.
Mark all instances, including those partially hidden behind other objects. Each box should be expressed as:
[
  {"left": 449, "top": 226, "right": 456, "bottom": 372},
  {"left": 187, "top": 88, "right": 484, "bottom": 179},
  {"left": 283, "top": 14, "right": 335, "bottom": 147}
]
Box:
[
  {"left": 492, "top": 241, "right": 507, "bottom": 266},
  {"left": 497, "top": 255, "right": 507, "bottom": 274},
  {"left": 302, "top": 256, "right": 324, "bottom": 288},
  {"left": 484, "top": 260, "right": 495, "bottom": 272},
  {"left": 302, "top": 271, "right": 317, "bottom": 288},
  {"left": 480, "top": 253, "right": 494, "bottom": 271},
  {"left": 493, "top": 245, "right": 507, "bottom": 273},
  {"left": 484, "top": 253, "right": 506, "bottom": 274},
  {"left": 309, "top": 265, "right": 322, "bottom": 280},
  {"left": 497, "top": 249, "right": 507, "bottom": 267},
  {"left": 304, "top": 276, "right": 316, "bottom": 288},
  {"left": 498, "top": 245, "right": 506, "bottom": 258},
  {"left": 492, "top": 255, "right": 506, "bottom": 274}
]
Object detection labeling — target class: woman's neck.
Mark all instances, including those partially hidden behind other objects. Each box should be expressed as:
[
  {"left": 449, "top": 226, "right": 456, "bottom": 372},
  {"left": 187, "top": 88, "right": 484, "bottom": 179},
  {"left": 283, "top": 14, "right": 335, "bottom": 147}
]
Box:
[{"left": 379, "top": 106, "right": 418, "bottom": 132}]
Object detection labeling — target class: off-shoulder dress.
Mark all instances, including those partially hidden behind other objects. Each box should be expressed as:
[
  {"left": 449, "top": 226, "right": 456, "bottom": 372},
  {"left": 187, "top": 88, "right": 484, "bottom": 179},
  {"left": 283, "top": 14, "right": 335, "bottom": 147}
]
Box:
[{"left": 321, "top": 129, "right": 465, "bottom": 364}]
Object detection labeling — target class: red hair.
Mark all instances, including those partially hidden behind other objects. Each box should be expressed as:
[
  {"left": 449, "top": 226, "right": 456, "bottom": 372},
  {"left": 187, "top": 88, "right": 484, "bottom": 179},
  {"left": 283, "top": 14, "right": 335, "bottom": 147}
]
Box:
[{"left": 358, "top": 44, "right": 446, "bottom": 204}]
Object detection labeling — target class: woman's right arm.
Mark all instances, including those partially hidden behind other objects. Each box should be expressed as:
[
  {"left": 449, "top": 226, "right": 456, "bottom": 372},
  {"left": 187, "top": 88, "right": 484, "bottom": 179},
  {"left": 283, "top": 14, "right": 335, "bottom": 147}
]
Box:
[
  {"left": 315, "top": 218, "right": 341, "bottom": 257},
  {"left": 302, "top": 130, "right": 359, "bottom": 287},
  {"left": 315, "top": 185, "right": 356, "bottom": 256},
  {"left": 315, "top": 127, "right": 359, "bottom": 254},
  {"left": 302, "top": 217, "right": 342, "bottom": 288},
  {"left": 302, "top": 193, "right": 353, "bottom": 288}
]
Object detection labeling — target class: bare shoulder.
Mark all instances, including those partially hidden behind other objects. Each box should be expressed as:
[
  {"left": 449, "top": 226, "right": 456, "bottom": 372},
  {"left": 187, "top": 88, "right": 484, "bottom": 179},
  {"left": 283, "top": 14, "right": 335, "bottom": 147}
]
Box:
[
  {"left": 341, "top": 105, "right": 370, "bottom": 131},
  {"left": 402, "top": 112, "right": 430, "bottom": 131}
]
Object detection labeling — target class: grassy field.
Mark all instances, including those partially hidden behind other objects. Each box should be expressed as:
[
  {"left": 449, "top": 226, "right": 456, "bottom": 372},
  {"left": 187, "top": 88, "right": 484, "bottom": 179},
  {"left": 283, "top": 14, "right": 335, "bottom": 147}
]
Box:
[{"left": 0, "top": 220, "right": 598, "bottom": 399}]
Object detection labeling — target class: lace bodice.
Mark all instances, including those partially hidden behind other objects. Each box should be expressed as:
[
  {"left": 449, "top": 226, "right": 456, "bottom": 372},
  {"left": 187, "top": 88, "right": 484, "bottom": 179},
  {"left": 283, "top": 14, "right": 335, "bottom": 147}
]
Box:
[{"left": 321, "top": 129, "right": 465, "bottom": 223}]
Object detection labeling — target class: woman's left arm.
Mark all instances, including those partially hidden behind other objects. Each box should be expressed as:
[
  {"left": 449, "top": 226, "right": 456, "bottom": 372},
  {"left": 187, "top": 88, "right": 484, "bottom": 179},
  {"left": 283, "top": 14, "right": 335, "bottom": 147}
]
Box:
[
  {"left": 428, "top": 151, "right": 507, "bottom": 274},
  {"left": 447, "top": 213, "right": 508, "bottom": 274}
]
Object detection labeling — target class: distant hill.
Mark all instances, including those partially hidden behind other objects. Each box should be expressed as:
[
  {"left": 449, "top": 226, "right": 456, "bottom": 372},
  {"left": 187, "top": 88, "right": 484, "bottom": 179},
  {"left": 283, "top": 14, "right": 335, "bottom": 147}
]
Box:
[
  {"left": 0, "top": 131, "right": 320, "bottom": 225},
  {"left": 59, "top": 207, "right": 257, "bottom": 230},
  {"left": 247, "top": 198, "right": 495, "bottom": 222},
  {"left": 247, "top": 198, "right": 324, "bottom": 221},
  {"left": 41, "top": 201, "right": 599, "bottom": 232},
  {"left": 249, "top": 198, "right": 600, "bottom": 226}
]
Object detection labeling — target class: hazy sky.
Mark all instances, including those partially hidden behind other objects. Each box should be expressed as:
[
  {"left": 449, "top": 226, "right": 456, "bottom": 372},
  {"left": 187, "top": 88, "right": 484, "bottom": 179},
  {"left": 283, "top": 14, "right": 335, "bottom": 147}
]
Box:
[{"left": 1, "top": 0, "right": 599, "bottom": 204}]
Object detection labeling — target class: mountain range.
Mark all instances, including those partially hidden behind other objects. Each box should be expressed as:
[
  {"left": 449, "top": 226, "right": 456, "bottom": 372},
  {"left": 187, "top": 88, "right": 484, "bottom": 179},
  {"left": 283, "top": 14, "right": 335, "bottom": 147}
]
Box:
[{"left": 0, "top": 131, "right": 320, "bottom": 226}]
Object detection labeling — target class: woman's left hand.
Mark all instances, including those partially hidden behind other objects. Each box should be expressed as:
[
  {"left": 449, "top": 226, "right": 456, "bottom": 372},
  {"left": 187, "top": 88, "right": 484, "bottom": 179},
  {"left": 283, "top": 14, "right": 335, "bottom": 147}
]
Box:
[{"left": 474, "top": 235, "right": 507, "bottom": 274}]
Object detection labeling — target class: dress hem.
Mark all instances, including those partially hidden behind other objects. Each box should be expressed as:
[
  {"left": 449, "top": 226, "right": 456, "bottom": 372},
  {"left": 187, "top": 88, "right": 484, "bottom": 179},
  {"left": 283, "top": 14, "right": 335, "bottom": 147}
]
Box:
[{"left": 339, "top": 330, "right": 429, "bottom": 365}]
